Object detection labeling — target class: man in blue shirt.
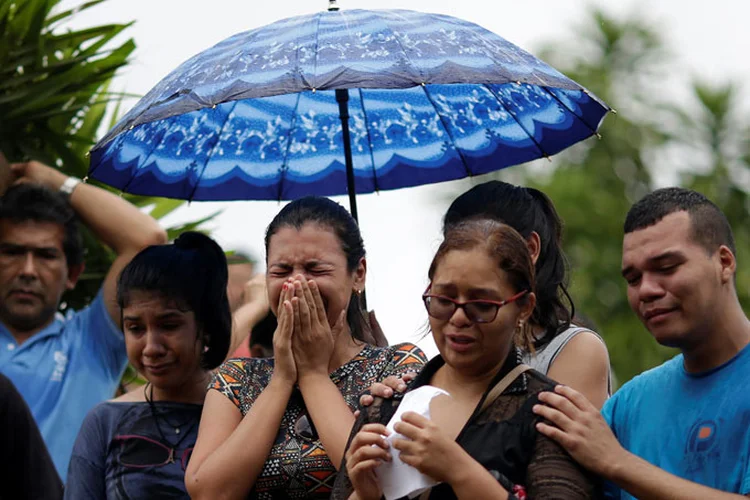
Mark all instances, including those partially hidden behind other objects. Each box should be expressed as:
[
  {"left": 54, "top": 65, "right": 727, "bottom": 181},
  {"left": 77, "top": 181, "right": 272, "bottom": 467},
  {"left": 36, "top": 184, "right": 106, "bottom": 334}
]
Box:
[
  {"left": 0, "top": 161, "right": 166, "bottom": 479},
  {"left": 534, "top": 187, "right": 750, "bottom": 498}
]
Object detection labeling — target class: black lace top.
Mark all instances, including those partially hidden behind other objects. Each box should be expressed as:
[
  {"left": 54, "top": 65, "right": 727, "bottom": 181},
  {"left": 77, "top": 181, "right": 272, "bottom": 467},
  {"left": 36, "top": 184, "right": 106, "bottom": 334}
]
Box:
[{"left": 333, "top": 349, "right": 600, "bottom": 500}]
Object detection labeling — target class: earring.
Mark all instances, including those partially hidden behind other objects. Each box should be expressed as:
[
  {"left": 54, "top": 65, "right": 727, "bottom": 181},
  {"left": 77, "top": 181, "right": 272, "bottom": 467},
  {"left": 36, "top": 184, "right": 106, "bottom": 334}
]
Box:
[{"left": 203, "top": 346, "right": 209, "bottom": 353}]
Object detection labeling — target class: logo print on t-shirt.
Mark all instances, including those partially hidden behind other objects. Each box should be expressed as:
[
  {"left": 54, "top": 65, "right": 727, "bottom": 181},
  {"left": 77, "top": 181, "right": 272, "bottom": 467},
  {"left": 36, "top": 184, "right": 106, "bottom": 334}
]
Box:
[
  {"left": 51, "top": 350, "right": 68, "bottom": 382},
  {"left": 686, "top": 420, "right": 718, "bottom": 453}
]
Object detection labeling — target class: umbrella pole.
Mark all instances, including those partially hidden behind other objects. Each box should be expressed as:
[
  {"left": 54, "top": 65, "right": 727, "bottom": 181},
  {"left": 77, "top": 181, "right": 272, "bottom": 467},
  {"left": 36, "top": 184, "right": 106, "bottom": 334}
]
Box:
[
  {"left": 335, "top": 89, "right": 359, "bottom": 223},
  {"left": 336, "top": 89, "right": 369, "bottom": 311}
]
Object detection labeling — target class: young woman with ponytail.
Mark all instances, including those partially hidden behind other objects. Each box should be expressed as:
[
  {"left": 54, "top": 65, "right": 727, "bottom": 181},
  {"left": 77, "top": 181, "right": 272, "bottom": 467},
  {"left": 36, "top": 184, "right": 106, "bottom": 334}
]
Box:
[{"left": 64, "top": 232, "right": 232, "bottom": 498}]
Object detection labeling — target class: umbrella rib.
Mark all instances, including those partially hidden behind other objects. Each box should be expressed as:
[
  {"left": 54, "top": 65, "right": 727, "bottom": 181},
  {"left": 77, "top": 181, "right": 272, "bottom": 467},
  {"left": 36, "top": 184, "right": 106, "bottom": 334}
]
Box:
[
  {"left": 420, "top": 84, "right": 473, "bottom": 178},
  {"left": 541, "top": 86, "right": 600, "bottom": 135},
  {"left": 277, "top": 91, "right": 304, "bottom": 202},
  {"left": 380, "top": 11, "right": 425, "bottom": 83},
  {"left": 357, "top": 88, "right": 379, "bottom": 193},
  {"left": 188, "top": 100, "right": 241, "bottom": 202},
  {"left": 311, "top": 12, "right": 323, "bottom": 89},
  {"left": 483, "top": 83, "right": 550, "bottom": 159}
]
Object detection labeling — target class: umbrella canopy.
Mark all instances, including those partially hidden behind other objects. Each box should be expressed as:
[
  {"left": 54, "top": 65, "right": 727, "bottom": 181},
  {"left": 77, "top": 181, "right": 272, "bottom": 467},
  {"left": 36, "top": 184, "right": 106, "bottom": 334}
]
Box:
[{"left": 89, "top": 8, "right": 610, "bottom": 209}]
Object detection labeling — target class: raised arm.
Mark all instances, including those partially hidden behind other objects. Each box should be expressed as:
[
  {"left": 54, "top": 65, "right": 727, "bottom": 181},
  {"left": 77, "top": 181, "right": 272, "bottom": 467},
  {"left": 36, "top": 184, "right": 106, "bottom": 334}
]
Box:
[
  {"left": 227, "top": 274, "right": 269, "bottom": 357},
  {"left": 534, "top": 385, "right": 750, "bottom": 500},
  {"left": 11, "top": 161, "right": 167, "bottom": 323},
  {"left": 185, "top": 287, "right": 296, "bottom": 500},
  {"left": 291, "top": 278, "right": 355, "bottom": 470}
]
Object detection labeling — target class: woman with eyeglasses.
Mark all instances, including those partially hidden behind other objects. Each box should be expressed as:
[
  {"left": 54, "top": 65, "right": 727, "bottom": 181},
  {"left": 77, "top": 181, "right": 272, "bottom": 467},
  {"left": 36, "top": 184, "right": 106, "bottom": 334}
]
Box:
[
  {"left": 185, "top": 196, "right": 427, "bottom": 500},
  {"left": 334, "top": 219, "right": 597, "bottom": 500},
  {"left": 363, "top": 181, "right": 611, "bottom": 412},
  {"left": 443, "top": 181, "right": 611, "bottom": 407},
  {"left": 64, "top": 232, "right": 231, "bottom": 499}
]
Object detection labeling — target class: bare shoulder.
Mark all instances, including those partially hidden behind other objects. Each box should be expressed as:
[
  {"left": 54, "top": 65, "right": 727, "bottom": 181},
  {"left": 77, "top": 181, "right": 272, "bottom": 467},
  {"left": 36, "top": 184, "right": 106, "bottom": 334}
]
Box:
[
  {"left": 555, "top": 330, "right": 610, "bottom": 366},
  {"left": 548, "top": 330, "right": 611, "bottom": 408},
  {"left": 111, "top": 385, "right": 146, "bottom": 403}
]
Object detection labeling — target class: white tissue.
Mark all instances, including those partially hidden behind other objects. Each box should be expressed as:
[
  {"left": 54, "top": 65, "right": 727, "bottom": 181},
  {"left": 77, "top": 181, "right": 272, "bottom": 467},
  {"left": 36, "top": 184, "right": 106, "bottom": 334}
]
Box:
[{"left": 376, "top": 385, "right": 450, "bottom": 500}]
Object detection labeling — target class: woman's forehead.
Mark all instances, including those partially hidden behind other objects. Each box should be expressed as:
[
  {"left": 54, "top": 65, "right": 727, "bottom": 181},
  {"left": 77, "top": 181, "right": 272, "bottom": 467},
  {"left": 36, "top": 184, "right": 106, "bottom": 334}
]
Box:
[{"left": 267, "top": 224, "right": 344, "bottom": 262}]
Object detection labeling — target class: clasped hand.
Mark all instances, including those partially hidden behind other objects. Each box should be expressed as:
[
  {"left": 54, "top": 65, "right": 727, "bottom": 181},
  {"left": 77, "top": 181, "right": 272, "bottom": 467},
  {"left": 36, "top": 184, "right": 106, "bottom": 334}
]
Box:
[{"left": 272, "top": 276, "right": 343, "bottom": 386}]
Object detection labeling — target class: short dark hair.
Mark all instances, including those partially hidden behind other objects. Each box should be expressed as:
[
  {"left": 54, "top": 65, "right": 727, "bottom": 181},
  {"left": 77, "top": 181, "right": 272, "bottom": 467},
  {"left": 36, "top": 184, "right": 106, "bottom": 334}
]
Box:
[
  {"left": 429, "top": 219, "right": 536, "bottom": 351},
  {"left": 444, "top": 181, "right": 573, "bottom": 348},
  {"left": 265, "top": 196, "right": 370, "bottom": 343},
  {"left": 117, "top": 232, "right": 231, "bottom": 370},
  {"left": 0, "top": 183, "right": 84, "bottom": 267},
  {"left": 624, "top": 187, "right": 736, "bottom": 256}
]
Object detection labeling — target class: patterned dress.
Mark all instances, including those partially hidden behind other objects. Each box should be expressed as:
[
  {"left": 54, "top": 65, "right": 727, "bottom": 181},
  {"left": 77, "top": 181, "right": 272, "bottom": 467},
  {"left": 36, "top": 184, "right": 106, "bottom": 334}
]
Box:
[{"left": 211, "top": 343, "right": 426, "bottom": 499}]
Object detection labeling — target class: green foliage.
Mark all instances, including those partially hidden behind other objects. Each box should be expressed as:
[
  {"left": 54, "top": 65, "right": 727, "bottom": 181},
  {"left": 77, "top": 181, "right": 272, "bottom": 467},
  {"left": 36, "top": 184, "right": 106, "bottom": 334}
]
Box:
[
  {"left": 475, "top": 9, "right": 750, "bottom": 384},
  {"left": 0, "top": 0, "right": 217, "bottom": 312}
]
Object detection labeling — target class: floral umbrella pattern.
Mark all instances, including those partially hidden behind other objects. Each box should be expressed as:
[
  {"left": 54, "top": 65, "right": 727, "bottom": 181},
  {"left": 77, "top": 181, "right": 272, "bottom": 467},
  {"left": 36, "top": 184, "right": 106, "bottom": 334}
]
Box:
[{"left": 90, "top": 9, "right": 609, "bottom": 201}]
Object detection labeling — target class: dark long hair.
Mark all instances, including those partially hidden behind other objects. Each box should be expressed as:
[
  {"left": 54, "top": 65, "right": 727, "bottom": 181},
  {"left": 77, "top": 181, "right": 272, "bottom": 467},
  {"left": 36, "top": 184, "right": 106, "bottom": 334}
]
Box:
[
  {"left": 117, "top": 232, "right": 231, "bottom": 369},
  {"left": 265, "top": 196, "right": 369, "bottom": 342},
  {"left": 443, "top": 181, "right": 574, "bottom": 347}
]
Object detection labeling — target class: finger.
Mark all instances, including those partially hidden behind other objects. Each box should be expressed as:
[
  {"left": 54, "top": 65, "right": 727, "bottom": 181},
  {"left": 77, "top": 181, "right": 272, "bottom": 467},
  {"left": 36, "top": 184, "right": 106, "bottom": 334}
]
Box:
[
  {"left": 393, "top": 420, "right": 422, "bottom": 440},
  {"left": 391, "top": 437, "right": 417, "bottom": 453},
  {"left": 402, "top": 372, "right": 418, "bottom": 383},
  {"left": 350, "top": 430, "right": 390, "bottom": 451},
  {"left": 274, "top": 300, "right": 293, "bottom": 349},
  {"left": 301, "top": 279, "right": 319, "bottom": 326},
  {"left": 369, "top": 383, "right": 394, "bottom": 399},
  {"left": 349, "top": 458, "right": 388, "bottom": 478},
  {"left": 309, "top": 280, "right": 328, "bottom": 326},
  {"left": 532, "top": 403, "right": 574, "bottom": 431},
  {"left": 353, "top": 409, "right": 361, "bottom": 418},
  {"left": 359, "top": 393, "right": 376, "bottom": 407},
  {"left": 277, "top": 282, "right": 289, "bottom": 311},
  {"left": 382, "top": 376, "right": 407, "bottom": 393},
  {"left": 399, "top": 411, "right": 429, "bottom": 428},
  {"left": 292, "top": 297, "right": 302, "bottom": 336},
  {"left": 296, "top": 281, "right": 313, "bottom": 336},
  {"left": 554, "top": 384, "right": 596, "bottom": 412},
  {"left": 535, "top": 421, "right": 573, "bottom": 448},
  {"left": 537, "top": 391, "right": 581, "bottom": 418},
  {"left": 359, "top": 423, "right": 390, "bottom": 436},
  {"left": 350, "top": 445, "right": 391, "bottom": 465},
  {"left": 397, "top": 449, "right": 420, "bottom": 468}
]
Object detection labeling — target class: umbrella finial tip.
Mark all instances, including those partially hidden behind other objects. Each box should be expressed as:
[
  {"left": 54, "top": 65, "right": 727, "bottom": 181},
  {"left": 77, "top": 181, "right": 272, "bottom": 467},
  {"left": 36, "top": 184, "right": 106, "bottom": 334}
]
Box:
[{"left": 327, "top": 0, "right": 340, "bottom": 11}]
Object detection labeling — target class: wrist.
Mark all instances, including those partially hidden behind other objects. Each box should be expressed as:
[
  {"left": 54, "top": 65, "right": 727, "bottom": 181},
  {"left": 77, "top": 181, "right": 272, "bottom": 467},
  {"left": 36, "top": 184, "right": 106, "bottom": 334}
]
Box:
[
  {"left": 297, "top": 370, "right": 330, "bottom": 389},
  {"left": 269, "top": 373, "right": 296, "bottom": 392},
  {"left": 445, "top": 444, "right": 477, "bottom": 486},
  {"left": 59, "top": 175, "right": 82, "bottom": 197},
  {"left": 602, "top": 446, "right": 632, "bottom": 481}
]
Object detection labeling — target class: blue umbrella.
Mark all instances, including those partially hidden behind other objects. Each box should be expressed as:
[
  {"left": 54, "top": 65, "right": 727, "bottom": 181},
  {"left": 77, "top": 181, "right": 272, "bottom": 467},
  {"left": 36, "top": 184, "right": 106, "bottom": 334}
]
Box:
[{"left": 89, "top": 5, "right": 610, "bottom": 221}]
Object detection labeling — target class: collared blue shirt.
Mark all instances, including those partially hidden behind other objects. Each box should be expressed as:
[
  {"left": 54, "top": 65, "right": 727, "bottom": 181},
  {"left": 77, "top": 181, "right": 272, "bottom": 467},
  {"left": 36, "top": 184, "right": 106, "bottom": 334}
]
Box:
[
  {"left": 0, "top": 291, "right": 127, "bottom": 480},
  {"left": 602, "top": 342, "right": 750, "bottom": 498}
]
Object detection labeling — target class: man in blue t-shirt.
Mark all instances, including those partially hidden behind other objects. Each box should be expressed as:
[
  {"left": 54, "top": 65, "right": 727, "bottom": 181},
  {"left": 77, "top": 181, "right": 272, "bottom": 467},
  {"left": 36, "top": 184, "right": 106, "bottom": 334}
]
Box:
[
  {"left": 534, "top": 187, "right": 750, "bottom": 499},
  {"left": 0, "top": 161, "right": 166, "bottom": 479}
]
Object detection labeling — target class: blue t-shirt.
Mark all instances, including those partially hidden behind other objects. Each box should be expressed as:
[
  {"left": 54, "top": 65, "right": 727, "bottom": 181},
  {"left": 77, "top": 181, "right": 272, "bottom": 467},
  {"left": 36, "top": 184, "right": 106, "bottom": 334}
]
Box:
[
  {"left": 602, "top": 342, "right": 750, "bottom": 498},
  {"left": 66, "top": 400, "right": 201, "bottom": 499},
  {"left": 0, "top": 292, "right": 127, "bottom": 479}
]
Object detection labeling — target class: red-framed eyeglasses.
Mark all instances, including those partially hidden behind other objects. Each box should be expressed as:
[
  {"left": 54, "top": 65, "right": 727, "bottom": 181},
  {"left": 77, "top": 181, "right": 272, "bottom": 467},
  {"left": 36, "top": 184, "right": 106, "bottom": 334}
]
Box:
[{"left": 422, "top": 285, "right": 528, "bottom": 324}]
